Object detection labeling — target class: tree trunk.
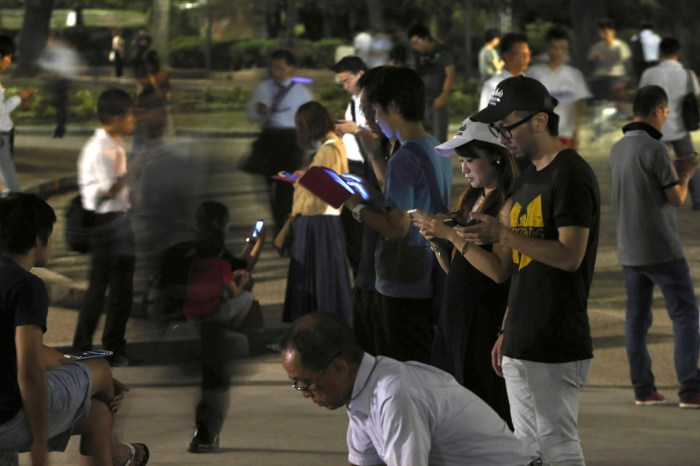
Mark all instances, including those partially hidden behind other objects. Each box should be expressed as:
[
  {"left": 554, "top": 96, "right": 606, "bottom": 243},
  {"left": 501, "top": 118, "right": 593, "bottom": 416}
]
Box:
[
  {"left": 152, "top": 0, "right": 170, "bottom": 67},
  {"left": 569, "top": 0, "right": 606, "bottom": 73},
  {"left": 15, "top": 0, "right": 55, "bottom": 77},
  {"left": 365, "top": 0, "right": 383, "bottom": 32},
  {"left": 463, "top": 0, "right": 473, "bottom": 79}
]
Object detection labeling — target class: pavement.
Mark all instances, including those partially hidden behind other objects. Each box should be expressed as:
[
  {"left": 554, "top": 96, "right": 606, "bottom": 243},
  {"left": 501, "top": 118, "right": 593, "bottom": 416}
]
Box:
[{"left": 7, "top": 117, "right": 700, "bottom": 465}]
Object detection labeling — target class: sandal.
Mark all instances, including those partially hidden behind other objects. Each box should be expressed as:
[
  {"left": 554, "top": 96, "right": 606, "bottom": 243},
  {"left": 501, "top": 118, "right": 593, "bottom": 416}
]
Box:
[{"left": 122, "top": 442, "right": 150, "bottom": 466}]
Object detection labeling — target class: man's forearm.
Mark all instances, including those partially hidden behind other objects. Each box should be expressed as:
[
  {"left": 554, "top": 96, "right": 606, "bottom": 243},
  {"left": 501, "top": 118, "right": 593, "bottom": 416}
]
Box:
[
  {"left": 18, "top": 362, "right": 49, "bottom": 452},
  {"left": 500, "top": 226, "right": 589, "bottom": 272}
]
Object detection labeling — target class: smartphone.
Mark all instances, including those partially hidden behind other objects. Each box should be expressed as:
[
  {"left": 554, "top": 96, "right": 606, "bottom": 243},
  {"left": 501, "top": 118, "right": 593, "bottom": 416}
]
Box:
[
  {"left": 64, "top": 350, "right": 113, "bottom": 361},
  {"left": 272, "top": 171, "right": 299, "bottom": 182},
  {"left": 246, "top": 219, "right": 264, "bottom": 243},
  {"left": 442, "top": 218, "right": 465, "bottom": 228},
  {"left": 407, "top": 209, "right": 423, "bottom": 219}
]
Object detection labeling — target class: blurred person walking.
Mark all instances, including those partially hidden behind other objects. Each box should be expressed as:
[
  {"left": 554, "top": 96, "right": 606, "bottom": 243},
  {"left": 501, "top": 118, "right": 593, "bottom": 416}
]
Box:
[
  {"left": 111, "top": 28, "right": 125, "bottom": 78},
  {"left": 412, "top": 119, "right": 517, "bottom": 427},
  {"left": 282, "top": 101, "right": 352, "bottom": 325},
  {"left": 587, "top": 19, "right": 631, "bottom": 118},
  {"left": 478, "top": 28, "right": 504, "bottom": 87},
  {"left": 479, "top": 33, "right": 530, "bottom": 110},
  {"left": 528, "top": 27, "right": 591, "bottom": 149},
  {"left": 409, "top": 24, "right": 455, "bottom": 143},
  {"left": 630, "top": 22, "right": 661, "bottom": 81},
  {"left": 37, "top": 32, "right": 82, "bottom": 139},
  {"left": 244, "top": 49, "right": 312, "bottom": 235},
  {"left": 0, "top": 35, "right": 36, "bottom": 193},
  {"left": 639, "top": 37, "right": 700, "bottom": 210}
]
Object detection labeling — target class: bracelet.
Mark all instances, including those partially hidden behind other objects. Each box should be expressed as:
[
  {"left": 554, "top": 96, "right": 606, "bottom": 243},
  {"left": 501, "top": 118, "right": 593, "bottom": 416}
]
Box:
[
  {"left": 497, "top": 328, "right": 505, "bottom": 336},
  {"left": 460, "top": 241, "right": 470, "bottom": 256}
]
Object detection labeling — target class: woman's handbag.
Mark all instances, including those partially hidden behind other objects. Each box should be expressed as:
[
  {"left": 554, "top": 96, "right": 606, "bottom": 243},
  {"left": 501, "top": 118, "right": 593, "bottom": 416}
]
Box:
[{"left": 273, "top": 215, "right": 294, "bottom": 257}]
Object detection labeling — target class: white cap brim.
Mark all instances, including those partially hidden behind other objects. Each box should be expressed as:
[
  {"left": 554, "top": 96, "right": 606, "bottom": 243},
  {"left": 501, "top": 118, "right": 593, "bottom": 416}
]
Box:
[{"left": 434, "top": 118, "right": 505, "bottom": 157}]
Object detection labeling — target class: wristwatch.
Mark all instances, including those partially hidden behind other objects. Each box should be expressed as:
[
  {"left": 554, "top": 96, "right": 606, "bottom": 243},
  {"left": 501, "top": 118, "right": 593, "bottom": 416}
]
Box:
[{"left": 352, "top": 203, "right": 367, "bottom": 222}]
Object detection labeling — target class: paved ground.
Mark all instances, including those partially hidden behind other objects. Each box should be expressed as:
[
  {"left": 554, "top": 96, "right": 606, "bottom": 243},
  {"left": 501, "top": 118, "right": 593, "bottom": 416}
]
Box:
[{"left": 7, "top": 118, "right": 700, "bottom": 465}]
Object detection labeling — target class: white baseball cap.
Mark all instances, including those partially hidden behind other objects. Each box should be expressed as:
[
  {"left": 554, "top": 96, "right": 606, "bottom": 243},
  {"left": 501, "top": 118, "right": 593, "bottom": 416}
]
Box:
[{"left": 434, "top": 117, "right": 505, "bottom": 157}]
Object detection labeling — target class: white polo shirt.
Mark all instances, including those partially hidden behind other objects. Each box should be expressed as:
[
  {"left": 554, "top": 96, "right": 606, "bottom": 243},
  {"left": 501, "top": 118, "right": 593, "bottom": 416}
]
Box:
[
  {"left": 78, "top": 128, "right": 130, "bottom": 213},
  {"left": 346, "top": 354, "right": 537, "bottom": 466},
  {"left": 528, "top": 63, "right": 592, "bottom": 139}
]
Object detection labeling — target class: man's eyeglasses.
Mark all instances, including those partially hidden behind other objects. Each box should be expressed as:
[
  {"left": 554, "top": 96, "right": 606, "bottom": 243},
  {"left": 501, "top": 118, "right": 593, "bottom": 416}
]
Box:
[
  {"left": 291, "top": 351, "right": 341, "bottom": 392},
  {"left": 489, "top": 112, "right": 539, "bottom": 140}
]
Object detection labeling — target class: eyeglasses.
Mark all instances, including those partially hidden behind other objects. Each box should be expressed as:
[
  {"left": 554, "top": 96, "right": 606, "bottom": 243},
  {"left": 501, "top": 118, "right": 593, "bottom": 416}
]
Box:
[
  {"left": 489, "top": 112, "right": 539, "bottom": 140},
  {"left": 291, "top": 351, "right": 341, "bottom": 392}
]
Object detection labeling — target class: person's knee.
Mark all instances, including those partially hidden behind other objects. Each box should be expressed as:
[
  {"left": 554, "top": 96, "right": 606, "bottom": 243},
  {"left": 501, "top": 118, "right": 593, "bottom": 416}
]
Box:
[{"left": 81, "top": 358, "right": 113, "bottom": 396}]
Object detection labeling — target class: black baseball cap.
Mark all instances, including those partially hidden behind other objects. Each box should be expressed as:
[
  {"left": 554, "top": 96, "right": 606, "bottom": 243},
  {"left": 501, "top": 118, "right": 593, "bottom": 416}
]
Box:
[{"left": 471, "top": 76, "right": 558, "bottom": 123}]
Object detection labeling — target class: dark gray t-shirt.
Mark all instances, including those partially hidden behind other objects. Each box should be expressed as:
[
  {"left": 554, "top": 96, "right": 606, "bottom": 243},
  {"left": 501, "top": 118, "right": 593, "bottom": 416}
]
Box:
[{"left": 609, "top": 125, "right": 684, "bottom": 266}]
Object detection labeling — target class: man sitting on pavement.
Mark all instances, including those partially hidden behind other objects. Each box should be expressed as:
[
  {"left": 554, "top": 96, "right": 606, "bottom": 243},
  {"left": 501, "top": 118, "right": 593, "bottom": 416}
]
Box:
[
  {"left": 609, "top": 85, "right": 700, "bottom": 409},
  {"left": 280, "top": 311, "right": 540, "bottom": 466},
  {"left": 0, "top": 193, "right": 149, "bottom": 465}
]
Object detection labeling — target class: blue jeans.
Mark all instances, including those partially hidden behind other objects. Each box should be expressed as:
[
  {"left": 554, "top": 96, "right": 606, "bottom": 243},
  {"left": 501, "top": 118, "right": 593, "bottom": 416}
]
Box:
[
  {"left": 666, "top": 134, "right": 700, "bottom": 207},
  {"left": 623, "top": 257, "right": 700, "bottom": 401}
]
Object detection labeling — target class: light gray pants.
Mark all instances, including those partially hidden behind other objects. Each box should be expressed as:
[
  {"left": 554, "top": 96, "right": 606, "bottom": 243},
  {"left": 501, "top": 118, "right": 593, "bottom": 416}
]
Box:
[
  {"left": 503, "top": 356, "right": 591, "bottom": 466},
  {"left": 0, "top": 132, "right": 19, "bottom": 193}
]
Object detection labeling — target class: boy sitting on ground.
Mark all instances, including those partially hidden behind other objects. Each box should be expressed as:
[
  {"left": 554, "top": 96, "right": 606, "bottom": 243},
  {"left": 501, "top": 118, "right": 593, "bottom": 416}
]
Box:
[{"left": 0, "top": 193, "right": 149, "bottom": 466}]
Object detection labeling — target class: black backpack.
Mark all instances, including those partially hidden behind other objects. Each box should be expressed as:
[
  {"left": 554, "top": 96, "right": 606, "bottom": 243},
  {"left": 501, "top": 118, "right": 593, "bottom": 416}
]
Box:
[{"left": 65, "top": 195, "right": 94, "bottom": 253}]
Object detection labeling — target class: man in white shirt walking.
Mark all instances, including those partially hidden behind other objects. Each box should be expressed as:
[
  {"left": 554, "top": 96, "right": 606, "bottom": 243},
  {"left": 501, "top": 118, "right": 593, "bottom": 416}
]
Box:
[
  {"left": 0, "top": 35, "right": 36, "bottom": 193},
  {"left": 640, "top": 37, "right": 700, "bottom": 209},
  {"left": 528, "top": 27, "right": 591, "bottom": 149}
]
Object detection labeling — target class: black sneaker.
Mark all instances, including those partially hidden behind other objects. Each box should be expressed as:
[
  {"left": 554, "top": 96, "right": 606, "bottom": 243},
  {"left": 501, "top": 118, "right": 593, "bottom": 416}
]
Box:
[
  {"left": 108, "top": 350, "right": 142, "bottom": 367},
  {"left": 188, "top": 428, "right": 219, "bottom": 453}
]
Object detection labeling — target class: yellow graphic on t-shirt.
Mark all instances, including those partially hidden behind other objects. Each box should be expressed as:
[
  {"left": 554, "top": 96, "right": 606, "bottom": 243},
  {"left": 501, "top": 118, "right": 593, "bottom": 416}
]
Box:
[{"left": 510, "top": 195, "right": 545, "bottom": 270}]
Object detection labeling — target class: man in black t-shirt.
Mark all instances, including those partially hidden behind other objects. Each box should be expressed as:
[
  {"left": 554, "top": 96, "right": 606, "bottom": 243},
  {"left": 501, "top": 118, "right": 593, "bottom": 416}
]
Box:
[
  {"left": 0, "top": 194, "right": 148, "bottom": 465},
  {"left": 466, "top": 76, "right": 600, "bottom": 465}
]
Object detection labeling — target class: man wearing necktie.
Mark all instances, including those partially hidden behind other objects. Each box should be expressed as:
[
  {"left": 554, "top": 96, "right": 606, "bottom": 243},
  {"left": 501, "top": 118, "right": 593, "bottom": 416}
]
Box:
[{"left": 245, "top": 49, "right": 312, "bottom": 234}]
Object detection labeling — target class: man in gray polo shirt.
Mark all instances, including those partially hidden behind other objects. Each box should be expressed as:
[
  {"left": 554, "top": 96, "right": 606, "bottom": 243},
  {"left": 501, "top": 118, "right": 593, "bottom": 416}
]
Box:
[{"left": 609, "top": 85, "right": 700, "bottom": 409}]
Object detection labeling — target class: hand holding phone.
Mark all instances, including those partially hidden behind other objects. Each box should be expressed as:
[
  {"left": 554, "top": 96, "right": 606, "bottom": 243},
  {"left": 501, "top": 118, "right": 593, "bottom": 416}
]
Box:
[
  {"left": 407, "top": 209, "right": 424, "bottom": 220},
  {"left": 443, "top": 218, "right": 466, "bottom": 228},
  {"left": 64, "top": 350, "right": 113, "bottom": 361},
  {"left": 674, "top": 152, "right": 698, "bottom": 179},
  {"left": 246, "top": 219, "right": 264, "bottom": 243}
]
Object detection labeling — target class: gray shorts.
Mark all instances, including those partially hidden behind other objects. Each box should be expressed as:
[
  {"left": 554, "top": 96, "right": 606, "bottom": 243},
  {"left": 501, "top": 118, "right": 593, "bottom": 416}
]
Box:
[{"left": 0, "top": 362, "right": 93, "bottom": 452}]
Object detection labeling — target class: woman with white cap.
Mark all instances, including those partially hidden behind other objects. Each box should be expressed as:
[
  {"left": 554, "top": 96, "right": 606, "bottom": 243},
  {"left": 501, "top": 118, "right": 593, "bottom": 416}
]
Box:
[{"left": 412, "top": 118, "right": 518, "bottom": 427}]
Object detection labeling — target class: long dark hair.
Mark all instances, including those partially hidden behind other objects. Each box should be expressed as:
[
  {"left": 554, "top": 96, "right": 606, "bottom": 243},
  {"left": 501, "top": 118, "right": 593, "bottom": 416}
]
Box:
[
  {"left": 452, "top": 140, "right": 518, "bottom": 224},
  {"left": 295, "top": 101, "right": 335, "bottom": 149}
]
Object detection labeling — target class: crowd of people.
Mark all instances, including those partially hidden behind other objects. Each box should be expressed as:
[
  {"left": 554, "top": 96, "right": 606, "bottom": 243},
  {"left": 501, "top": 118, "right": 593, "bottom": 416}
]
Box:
[{"left": 1, "top": 17, "right": 699, "bottom": 466}]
